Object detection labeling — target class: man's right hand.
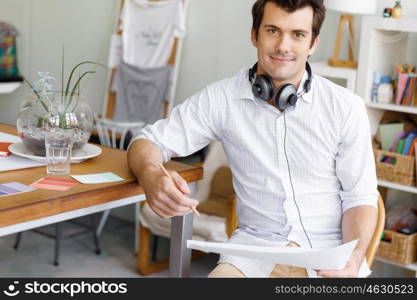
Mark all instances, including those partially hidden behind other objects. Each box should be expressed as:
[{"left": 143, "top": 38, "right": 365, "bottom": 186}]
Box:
[{"left": 139, "top": 165, "right": 200, "bottom": 218}]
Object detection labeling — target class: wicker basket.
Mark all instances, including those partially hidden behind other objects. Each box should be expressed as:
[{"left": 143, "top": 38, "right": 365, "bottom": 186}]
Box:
[
  {"left": 376, "top": 230, "right": 417, "bottom": 264},
  {"left": 374, "top": 149, "right": 415, "bottom": 186},
  {"left": 415, "top": 143, "right": 417, "bottom": 186}
]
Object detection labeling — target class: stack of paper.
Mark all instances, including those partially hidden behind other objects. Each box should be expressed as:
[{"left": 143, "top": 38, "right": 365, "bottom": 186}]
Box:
[{"left": 187, "top": 239, "right": 358, "bottom": 271}]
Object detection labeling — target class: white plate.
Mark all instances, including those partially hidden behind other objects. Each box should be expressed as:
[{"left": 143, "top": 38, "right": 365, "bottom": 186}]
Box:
[{"left": 9, "top": 142, "right": 102, "bottom": 163}]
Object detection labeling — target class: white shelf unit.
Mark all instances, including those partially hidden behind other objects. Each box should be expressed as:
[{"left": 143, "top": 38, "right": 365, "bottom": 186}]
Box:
[
  {"left": 357, "top": 16, "right": 417, "bottom": 135},
  {"left": 378, "top": 180, "right": 417, "bottom": 194},
  {"left": 366, "top": 102, "right": 417, "bottom": 114},
  {"left": 356, "top": 16, "right": 417, "bottom": 276},
  {"left": 0, "top": 82, "right": 21, "bottom": 94},
  {"left": 374, "top": 257, "right": 417, "bottom": 276},
  {"left": 310, "top": 61, "right": 357, "bottom": 91}
]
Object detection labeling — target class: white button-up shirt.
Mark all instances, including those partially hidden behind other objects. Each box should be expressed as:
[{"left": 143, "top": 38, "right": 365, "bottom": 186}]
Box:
[{"left": 133, "top": 68, "right": 378, "bottom": 277}]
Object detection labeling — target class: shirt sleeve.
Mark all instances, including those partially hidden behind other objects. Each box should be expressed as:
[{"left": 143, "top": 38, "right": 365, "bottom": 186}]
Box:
[
  {"left": 129, "top": 86, "right": 221, "bottom": 162},
  {"left": 335, "top": 95, "right": 378, "bottom": 213}
]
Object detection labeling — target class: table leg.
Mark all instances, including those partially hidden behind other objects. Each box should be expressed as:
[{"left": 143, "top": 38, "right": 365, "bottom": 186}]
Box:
[{"left": 169, "top": 213, "right": 193, "bottom": 277}]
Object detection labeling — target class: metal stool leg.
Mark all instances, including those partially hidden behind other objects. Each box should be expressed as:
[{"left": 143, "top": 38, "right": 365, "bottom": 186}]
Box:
[
  {"left": 14, "top": 232, "right": 22, "bottom": 250},
  {"left": 96, "top": 210, "right": 111, "bottom": 237},
  {"left": 90, "top": 215, "right": 101, "bottom": 255},
  {"left": 134, "top": 202, "right": 140, "bottom": 255},
  {"left": 54, "top": 223, "right": 61, "bottom": 266}
]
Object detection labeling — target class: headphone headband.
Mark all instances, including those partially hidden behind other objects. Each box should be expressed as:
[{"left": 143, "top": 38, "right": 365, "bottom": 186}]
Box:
[
  {"left": 249, "top": 62, "right": 312, "bottom": 95},
  {"left": 248, "top": 61, "right": 312, "bottom": 110}
]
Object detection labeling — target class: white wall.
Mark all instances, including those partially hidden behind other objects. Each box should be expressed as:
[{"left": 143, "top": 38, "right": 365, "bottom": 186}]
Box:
[
  {"left": 1, "top": 0, "right": 417, "bottom": 123},
  {"left": 174, "top": 0, "right": 256, "bottom": 106},
  {"left": 176, "top": 0, "right": 417, "bottom": 105},
  {"left": 0, "top": 0, "right": 118, "bottom": 125}
]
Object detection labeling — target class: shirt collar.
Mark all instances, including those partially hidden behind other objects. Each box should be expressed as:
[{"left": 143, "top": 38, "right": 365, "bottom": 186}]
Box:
[{"left": 238, "top": 68, "right": 313, "bottom": 104}]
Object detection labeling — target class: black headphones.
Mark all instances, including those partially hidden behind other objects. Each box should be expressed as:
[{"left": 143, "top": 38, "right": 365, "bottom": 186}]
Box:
[{"left": 248, "top": 62, "right": 312, "bottom": 111}]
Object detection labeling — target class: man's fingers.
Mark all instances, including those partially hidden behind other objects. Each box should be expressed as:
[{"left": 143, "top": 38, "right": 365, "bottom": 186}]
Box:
[
  {"left": 161, "top": 178, "right": 199, "bottom": 207},
  {"left": 170, "top": 171, "right": 191, "bottom": 194},
  {"left": 146, "top": 173, "right": 198, "bottom": 218},
  {"left": 159, "top": 192, "right": 191, "bottom": 213},
  {"left": 150, "top": 202, "right": 172, "bottom": 219}
]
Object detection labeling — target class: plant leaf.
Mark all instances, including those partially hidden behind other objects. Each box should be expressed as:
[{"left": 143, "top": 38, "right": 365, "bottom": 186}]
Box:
[
  {"left": 65, "top": 71, "right": 96, "bottom": 112},
  {"left": 64, "top": 61, "right": 106, "bottom": 96}
]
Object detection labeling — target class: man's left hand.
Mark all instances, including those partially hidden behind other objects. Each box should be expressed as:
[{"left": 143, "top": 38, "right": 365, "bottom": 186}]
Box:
[{"left": 316, "top": 259, "right": 360, "bottom": 278}]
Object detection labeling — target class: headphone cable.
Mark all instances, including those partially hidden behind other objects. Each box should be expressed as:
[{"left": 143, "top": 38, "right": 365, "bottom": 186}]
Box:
[{"left": 283, "top": 111, "right": 313, "bottom": 249}]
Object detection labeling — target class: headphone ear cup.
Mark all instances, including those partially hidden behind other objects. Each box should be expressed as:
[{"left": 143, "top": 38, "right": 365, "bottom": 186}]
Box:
[
  {"left": 275, "top": 84, "right": 298, "bottom": 111},
  {"left": 252, "top": 75, "right": 274, "bottom": 101}
]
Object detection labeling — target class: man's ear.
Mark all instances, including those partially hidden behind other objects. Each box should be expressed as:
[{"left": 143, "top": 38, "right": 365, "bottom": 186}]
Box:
[
  {"left": 251, "top": 29, "right": 258, "bottom": 47},
  {"left": 308, "top": 35, "right": 320, "bottom": 56}
]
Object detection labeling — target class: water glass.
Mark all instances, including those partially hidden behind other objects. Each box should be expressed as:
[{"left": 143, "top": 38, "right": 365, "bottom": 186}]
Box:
[{"left": 45, "top": 128, "right": 74, "bottom": 175}]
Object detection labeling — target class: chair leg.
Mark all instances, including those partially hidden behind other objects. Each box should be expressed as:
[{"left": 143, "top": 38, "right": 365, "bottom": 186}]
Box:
[
  {"left": 151, "top": 235, "right": 159, "bottom": 261},
  {"left": 90, "top": 215, "right": 101, "bottom": 255},
  {"left": 54, "top": 223, "right": 61, "bottom": 266},
  {"left": 137, "top": 223, "right": 169, "bottom": 275},
  {"left": 14, "top": 232, "right": 22, "bottom": 250},
  {"left": 96, "top": 209, "right": 111, "bottom": 237}
]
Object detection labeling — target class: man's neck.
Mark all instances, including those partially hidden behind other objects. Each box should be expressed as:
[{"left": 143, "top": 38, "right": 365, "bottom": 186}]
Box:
[{"left": 271, "top": 69, "right": 305, "bottom": 92}]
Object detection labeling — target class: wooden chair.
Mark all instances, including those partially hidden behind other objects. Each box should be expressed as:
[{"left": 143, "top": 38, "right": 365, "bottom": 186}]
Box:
[
  {"left": 94, "top": 115, "right": 145, "bottom": 253},
  {"left": 365, "top": 194, "right": 386, "bottom": 267}
]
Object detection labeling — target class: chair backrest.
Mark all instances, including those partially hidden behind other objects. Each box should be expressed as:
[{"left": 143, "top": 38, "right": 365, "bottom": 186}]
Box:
[
  {"left": 365, "top": 194, "right": 386, "bottom": 267},
  {"left": 94, "top": 115, "right": 145, "bottom": 150}
]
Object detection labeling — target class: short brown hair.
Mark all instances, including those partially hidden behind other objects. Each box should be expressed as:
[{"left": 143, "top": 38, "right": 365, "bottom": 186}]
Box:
[{"left": 252, "top": 0, "right": 326, "bottom": 46}]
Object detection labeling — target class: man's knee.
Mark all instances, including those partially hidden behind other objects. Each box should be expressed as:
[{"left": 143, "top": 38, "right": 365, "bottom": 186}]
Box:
[{"left": 208, "top": 263, "right": 246, "bottom": 278}]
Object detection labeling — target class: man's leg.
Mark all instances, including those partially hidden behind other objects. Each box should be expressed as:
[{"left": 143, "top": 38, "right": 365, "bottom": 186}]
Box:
[
  {"left": 269, "top": 264, "right": 308, "bottom": 278},
  {"left": 208, "top": 263, "right": 246, "bottom": 278},
  {"left": 269, "top": 241, "right": 308, "bottom": 278}
]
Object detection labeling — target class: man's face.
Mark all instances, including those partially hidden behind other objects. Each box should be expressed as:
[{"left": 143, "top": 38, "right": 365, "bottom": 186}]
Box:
[{"left": 251, "top": 2, "right": 319, "bottom": 86}]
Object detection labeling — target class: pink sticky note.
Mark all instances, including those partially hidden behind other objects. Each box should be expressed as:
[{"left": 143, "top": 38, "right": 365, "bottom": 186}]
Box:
[{"left": 31, "top": 177, "right": 78, "bottom": 191}]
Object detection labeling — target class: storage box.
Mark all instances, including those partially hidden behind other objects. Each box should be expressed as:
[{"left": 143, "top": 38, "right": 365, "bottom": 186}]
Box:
[
  {"left": 374, "top": 149, "right": 415, "bottom": 186},
  {"left": 376, "top": 230, "right": 417, "bottom": 264}
]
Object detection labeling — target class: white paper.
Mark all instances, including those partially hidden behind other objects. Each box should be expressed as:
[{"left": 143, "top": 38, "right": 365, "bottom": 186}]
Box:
[
  {"left": 187, "top": 239, "right": 358, "bottom": 271},
  {"left": 0, "top": 131, "right": 20, "bottom": 143},
  {"left": 0, "top": 132, "right": 45, "bottom": 172},
  {"left": 71, "top": 172, "right": 124, "bottom": 184}
]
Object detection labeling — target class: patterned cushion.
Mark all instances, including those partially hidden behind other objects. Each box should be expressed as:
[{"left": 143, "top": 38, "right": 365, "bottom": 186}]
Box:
[{"left": 0, "top": 36, "right": 18, "bottom": 77}]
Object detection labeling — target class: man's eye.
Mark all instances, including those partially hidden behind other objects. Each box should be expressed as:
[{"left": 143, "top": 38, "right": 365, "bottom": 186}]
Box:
[
  {"left": 267, "top": 28, "right": 277, "bottom": 34},
  {"left": 295, "top": 32, "right": 305, "bottom": 38}
]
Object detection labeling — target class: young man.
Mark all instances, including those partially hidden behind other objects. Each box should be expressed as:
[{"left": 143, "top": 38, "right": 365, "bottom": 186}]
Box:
[{"left": 127, "top": 0, "right": 378, "bottom": 278}]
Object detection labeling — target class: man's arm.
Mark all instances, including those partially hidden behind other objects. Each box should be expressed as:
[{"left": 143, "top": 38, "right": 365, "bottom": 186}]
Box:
[
  {"left": 317, "top": 205, "right": 377, "bottom": 277},
  {"left": 318, "top": 94, "right": 379, "bottom": 277},
  {"left": 127, "top": 138, "right": 199, "bottom": 218},
  {"left": 127, "top": 86, "right": 221, "bottom": 218}
]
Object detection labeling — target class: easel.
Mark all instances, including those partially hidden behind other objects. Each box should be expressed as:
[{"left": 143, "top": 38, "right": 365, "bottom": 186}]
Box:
[{"left": 102, "top": 0, "right": 187, "bottom": 120}]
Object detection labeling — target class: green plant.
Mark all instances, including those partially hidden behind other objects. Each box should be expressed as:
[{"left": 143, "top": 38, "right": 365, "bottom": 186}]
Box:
[{"left": 23, "top": 57, "right": 105, "bottom": 128}]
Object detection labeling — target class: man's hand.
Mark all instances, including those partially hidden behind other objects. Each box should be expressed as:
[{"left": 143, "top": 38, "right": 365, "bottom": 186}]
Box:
[
  {"left": 316, "top": 258, "right": 360, "bottom": 278},
  {"left": 139, "top": 165, "right": 200, "bottom": 218}
]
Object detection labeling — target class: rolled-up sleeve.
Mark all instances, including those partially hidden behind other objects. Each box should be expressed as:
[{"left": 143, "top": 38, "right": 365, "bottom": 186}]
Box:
[
  {"left": 335, "top": 95, "right": 378, "bottom": 213},
  {"left": 129, "top": 86, "right": 221, "bottom": 162}
]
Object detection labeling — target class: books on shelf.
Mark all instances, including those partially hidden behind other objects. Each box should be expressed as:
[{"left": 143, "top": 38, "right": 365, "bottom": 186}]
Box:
[{"left": 394, "top": 64, "right": 417, "bottom": 106}]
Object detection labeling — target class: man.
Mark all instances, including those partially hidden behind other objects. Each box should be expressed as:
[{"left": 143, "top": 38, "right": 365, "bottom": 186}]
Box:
[{"left": 127, "top": 0, "right": 378, "bottom": 278}]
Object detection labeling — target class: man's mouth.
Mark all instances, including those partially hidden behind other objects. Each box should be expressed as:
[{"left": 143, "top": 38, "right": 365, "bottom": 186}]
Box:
[{"left": 269, "top": 55, "right": 295, "bottom": 63}]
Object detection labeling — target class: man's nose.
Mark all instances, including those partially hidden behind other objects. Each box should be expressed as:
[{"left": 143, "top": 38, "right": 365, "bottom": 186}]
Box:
[{"left": 275, "top": 34, "right": 291, "bottom": 53}]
